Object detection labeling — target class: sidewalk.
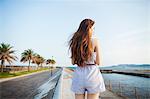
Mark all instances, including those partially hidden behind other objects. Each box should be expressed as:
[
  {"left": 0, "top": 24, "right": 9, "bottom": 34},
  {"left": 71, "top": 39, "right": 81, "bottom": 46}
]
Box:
[
  {"left": 62, "top": 68, "right": 74, "bottom": 99},
  {"left": 62, "top": 68, "right": 125, "bottom": 99}
]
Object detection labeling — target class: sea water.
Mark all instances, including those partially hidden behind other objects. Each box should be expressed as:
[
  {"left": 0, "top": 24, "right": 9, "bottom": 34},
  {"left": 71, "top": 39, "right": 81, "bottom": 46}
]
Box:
[{"left": 102, "top": 73, "right": 150, "bottom": 99}]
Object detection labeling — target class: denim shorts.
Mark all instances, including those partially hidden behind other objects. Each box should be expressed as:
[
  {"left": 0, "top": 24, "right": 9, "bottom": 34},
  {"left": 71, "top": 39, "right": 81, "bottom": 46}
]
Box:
[{"left": 71, "top": 65, "right": 106, "bottom": 94}]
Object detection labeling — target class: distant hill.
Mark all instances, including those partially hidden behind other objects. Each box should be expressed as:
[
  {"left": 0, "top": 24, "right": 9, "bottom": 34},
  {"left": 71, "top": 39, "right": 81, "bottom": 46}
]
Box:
[{"left": 99, "top": 64, "right": 150, "bottom": 70}]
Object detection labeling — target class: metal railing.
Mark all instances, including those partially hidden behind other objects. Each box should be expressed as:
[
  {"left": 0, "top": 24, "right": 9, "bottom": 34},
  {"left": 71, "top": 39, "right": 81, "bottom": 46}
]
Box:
[{"left": 106, "top": 80, "right": 150, "bottom": 99}]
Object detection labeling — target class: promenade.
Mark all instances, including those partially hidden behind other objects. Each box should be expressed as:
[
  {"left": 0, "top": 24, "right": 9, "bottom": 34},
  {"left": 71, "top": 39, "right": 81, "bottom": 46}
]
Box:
[
  {"left": 62, "top": 68, "right": 125, "bottom": 99},
  {"left": 0, "top": 68, "right": 126, "bottom": 99}
]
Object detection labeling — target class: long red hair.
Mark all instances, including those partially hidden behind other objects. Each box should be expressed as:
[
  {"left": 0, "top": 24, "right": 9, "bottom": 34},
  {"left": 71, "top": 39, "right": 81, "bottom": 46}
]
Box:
[{"left": 69, "top": 19, "right": 95, "bottom": 67}]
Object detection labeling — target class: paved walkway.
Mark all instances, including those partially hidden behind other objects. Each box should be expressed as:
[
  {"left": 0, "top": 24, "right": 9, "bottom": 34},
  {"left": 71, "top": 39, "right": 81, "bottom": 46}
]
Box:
[
  {"left": 62, "top": 68, "right": 125, "bottom": 99},
  {"left": 62, "top": 69, "right": 74, "bottom": 99}
]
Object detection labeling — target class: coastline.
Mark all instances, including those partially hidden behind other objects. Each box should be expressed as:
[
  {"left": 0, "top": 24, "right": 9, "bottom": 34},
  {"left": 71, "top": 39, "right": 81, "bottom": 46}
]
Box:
[{"left": 101, "top": 69, "right": 150, "bottom": 78}]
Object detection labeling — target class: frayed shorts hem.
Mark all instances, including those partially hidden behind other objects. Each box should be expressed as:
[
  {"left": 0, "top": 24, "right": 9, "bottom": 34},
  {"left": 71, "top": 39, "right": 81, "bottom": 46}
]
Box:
[{"left": 71, "top": 89, "right": 106, "bottom": 94}]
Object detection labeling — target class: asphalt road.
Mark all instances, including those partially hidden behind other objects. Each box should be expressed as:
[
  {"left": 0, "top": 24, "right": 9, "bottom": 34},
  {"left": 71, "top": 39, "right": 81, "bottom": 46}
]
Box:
[{"left": 0, "top": 68, "right": 61, "bottom": 99}]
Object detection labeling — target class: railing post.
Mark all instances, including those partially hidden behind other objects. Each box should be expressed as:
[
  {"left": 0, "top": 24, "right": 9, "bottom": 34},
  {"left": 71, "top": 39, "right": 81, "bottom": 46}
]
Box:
[
  {"left": 108, "top": 80, "right": 112, "bottom": 91},
  {"left": 134, "top": 87, "right": 138, "bottom": 99},
  {"left": 119, "top": 82, "right": 122, "bottom": 96}
]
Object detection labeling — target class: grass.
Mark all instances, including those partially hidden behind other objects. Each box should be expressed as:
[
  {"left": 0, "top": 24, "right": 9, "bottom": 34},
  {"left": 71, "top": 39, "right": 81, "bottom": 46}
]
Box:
[{"left": 0, "top": 68, "right": 49, "bottom": 78}]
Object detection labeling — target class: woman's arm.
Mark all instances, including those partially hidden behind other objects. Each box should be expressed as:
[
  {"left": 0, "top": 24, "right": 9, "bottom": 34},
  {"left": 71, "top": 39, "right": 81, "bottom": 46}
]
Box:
[{"left": 95, "top": 38, "right": 102, "bottom": 66}]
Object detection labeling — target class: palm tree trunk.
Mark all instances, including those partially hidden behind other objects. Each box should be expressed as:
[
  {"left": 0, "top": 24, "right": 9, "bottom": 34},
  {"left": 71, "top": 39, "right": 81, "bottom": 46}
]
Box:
[
  {"left": 28, "top": 59, "right": 30, "bottom": 72},
  {"left": 49, "top": 64, "right": 52, "bottom": 76},
  {"left": 51, "top": 65, "right": 53, "bottom": 76},
  {"left": 37, "top": 64, "right": 39, "bottom": 70},
  {"left": 51, "top": 66, "right": 52, "bottom": 76},
  {"left": 1, "top": 60, "right": 4, "bottom": 72},
  {"left": 41, "top": 64, "right": 43, "bottom": 69}
]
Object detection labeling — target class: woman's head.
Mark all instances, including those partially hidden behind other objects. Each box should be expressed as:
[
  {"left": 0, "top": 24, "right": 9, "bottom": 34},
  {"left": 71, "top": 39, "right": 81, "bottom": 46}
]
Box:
[
  {"left": 69, "top": 19, "right": 95, "bottom": 67},
  {"left": 77, "top": 19, "right": 95, "bottom": 37}
]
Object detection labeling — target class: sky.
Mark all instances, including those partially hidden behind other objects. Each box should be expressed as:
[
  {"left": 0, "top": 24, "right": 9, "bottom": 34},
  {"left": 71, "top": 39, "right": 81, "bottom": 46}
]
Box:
[{"left": 0, "top": 0, "right": 149, "bottom": 67}]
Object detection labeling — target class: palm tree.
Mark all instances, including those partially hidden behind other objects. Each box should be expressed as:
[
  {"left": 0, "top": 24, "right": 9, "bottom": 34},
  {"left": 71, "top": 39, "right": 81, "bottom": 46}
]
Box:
[
  {"left": 46, "top": 59, "right": 52, "bottom": 76},
  {"left": 46, "top": 58, "right": 56, "bottom": 76},
  {"left": 51, "top": 59, "right": 56, "bottom": 67},
  {"left": 39, "top": 56, "right": 45, "bottom": 68},
  {"left": 32, "top": 53, "right": 40, "bottom": 69},
  {"left": 20, "top": 49, "right": 34, "bottom": 71},
  {"left": 46, "top": 59, "right": 51, "bottom": 68},
  {"left": 32, "top": 54, "right": 45, "bottom": 69},
  {"left": 0, "top": 43, "right": 17, "bottom": 72}
]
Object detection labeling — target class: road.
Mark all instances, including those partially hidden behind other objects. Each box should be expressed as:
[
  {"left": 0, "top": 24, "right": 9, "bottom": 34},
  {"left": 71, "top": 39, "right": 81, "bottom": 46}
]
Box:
[{"left": 0, "top": 68, "right": 61, "bottom": 99}]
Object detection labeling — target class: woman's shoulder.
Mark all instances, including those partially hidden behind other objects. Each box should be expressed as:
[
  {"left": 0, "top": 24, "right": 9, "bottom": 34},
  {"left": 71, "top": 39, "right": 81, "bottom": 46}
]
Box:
[
  {"left": 91, "top": 35, "right": 100, "bottom": 43},
  {"left": 91, "top": 35, "right": 100, "bottom": 49}
]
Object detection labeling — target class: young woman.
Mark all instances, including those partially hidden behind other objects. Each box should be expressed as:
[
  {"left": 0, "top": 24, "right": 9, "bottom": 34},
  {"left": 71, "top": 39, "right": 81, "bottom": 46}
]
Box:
[{"left": 68, "top": 19, "right": 106, "bottom": 99}]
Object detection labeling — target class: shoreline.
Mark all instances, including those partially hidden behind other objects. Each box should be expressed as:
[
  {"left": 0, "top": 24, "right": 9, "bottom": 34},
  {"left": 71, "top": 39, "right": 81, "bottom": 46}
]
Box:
[
  {"left": 68, "top": 67, "right": 150, "bottom": 78},
  {"left": 101, "top": 69, "right": 150, "bottom": 78}
]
